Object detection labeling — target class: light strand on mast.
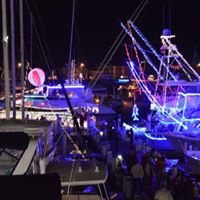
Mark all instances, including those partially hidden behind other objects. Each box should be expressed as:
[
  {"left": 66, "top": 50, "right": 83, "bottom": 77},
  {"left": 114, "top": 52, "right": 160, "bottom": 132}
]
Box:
[
  {"left": 124, "top": 37, "right": 187, "bottom": 130},
  {"left": 127, "top": 22, "right": 147, "bottom": 87},
  {"left": 126, "top": 60, "right": 187, "bottom": 130},
  {"left": 128, "top": 21, "right": 177, "bottom": 81},
  {"left": 163, "top": 36, "right": 200, "bottom": 80},
  {"left": 121, "top": 22, "right": 161, "bottom": 77}
]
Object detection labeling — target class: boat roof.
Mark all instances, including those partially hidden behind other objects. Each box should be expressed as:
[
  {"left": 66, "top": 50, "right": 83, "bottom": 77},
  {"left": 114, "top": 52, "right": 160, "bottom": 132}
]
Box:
[
  {"left": 157, "top": 80, "right": 200, "bottom": 87},
  {"left": 46, "top": 159, "right": 108, "bottom": 186},
  {"left": 0, "top": 119, "right": 52, "bottom": 137}
]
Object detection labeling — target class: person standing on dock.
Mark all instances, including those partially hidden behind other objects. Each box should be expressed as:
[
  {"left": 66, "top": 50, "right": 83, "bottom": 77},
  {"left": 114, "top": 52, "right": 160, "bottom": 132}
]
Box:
[
  {"left": 130, "top": 155, "right": 144, "bottom": 196},
  {"left": 79, "top": 108, "right": 86, "bottom": 128},
  {"left": 154, "top": 180, "right": 174, "bottom": 200},
  {"left": 126, "top": 128, "right": 135, "bottom": 151},
  {"left": 155, "top": 155, "right": 166, "bottom": 189}
]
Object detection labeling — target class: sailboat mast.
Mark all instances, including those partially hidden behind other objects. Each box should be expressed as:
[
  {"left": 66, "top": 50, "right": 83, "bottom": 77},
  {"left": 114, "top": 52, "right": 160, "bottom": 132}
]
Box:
[
  {"left": 19, "top": 0, "right": 25, "bottom": 120},
  {"left": 1, "top": 0, "right": 10, "bottom": 119},
  {"left": 10, "top": 0, "right": 16, "bottom": 119},
  {"left": 30, "top": 13, "right": 33, "bottom": 70},
  {"left": 67, "top": 0, "right": 76, "bottom": 83}
]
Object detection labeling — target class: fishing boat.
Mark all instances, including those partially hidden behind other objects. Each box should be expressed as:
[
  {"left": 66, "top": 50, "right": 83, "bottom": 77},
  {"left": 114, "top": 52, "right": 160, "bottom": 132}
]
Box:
[{"left": 121, "top": 21, "right": 200, "bottom": 153}]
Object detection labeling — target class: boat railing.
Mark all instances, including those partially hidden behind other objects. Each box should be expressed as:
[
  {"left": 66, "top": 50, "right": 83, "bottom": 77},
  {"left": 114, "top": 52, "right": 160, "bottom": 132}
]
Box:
[{"left": 0, "top": 119, "right": 56, "bottom": 175}]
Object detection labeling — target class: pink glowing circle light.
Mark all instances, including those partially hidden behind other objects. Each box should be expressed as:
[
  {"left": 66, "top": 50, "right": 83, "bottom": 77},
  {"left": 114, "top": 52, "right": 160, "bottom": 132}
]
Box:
[{"left": 28, "top": 68, "right": 45, "bottom": 87}]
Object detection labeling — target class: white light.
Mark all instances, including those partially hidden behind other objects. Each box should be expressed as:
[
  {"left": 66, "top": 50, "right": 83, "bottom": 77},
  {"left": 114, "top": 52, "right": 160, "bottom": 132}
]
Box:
[
  {"left": 17, "top": 62, "right": 22, "bottom": 68},
  {"left": 99, "top": 131, "right": 104, "bottom": 136},
  {"left": 80, "top": 63, "right": 85, "bottom": 67},
  {"left": 3, "top": 35, "right": 9, "bottom": 43},
  {"left": 117, "top": 154, "right": 123, "bottom": 160}
]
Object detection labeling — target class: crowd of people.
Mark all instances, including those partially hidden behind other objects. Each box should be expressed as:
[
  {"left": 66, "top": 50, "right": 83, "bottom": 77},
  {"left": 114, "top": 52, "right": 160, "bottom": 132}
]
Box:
[
  {"left": 50, "top": 113, "right": 200, "bottom": 200},
  {"left": 107, "top": 146, "right": 200, "bottom": 200}
]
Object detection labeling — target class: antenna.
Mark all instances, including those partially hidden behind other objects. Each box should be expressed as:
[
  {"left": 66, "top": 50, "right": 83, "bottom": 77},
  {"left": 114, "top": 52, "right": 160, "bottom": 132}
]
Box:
[
  {"left": 67, "top": 0, "right": 76, "bottom": 83},
  {"left": 162, "top": 0, "right": 171, "bottom": 31}
]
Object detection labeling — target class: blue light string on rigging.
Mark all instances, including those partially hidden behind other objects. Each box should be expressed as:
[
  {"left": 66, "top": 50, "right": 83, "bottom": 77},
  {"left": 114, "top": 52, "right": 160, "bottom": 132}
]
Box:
[
  {"left": 164, "top": 37, "right": 200, "bottom": 80},
  {"left": 128, "top": 21, "right": 177, "bottom": 81},
  {"left": 121, "top": 22, "right": 161, "bottom": 77},
  {"left": 126, "top": 60, "right": 187, "bottom": 130},
  {"left": 122, "top": 22, "right": 188, "bottom": 129}
]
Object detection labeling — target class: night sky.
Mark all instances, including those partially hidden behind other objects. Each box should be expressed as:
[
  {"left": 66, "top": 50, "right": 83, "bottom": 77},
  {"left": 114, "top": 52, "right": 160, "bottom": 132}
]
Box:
[{"left": 1, "top": 0, "right": 200, "bottom": 74}]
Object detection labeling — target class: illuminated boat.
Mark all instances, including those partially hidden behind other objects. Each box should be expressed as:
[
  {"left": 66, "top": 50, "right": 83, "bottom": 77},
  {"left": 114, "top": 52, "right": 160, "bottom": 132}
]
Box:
[
  {"left": 121, "top": 21, "right": 200, "bottom": 152},
  {"left": 14, "top": 68, "right": 86, "bottom": 110},
  {"left": 121, "top": 21, "right": 200, "bottom": 132},
  {"left": 183, "top": 150, "right": 200, "bottom": 175},
  {"left": 17, "top": 84, "right": 87, "bottom": 111},
  {"left": 9, "top": 67, "right": 102, "bottom": 121}
]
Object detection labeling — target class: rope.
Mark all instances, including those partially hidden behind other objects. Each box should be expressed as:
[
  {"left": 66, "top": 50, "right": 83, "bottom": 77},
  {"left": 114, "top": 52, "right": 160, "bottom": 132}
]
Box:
[
  {"left": 85, "top": 0, "right": 149, "bottom": 95},
  {"left": 129, "top": 21, "right": 177, "bottom": 81},
  {"left": 127, "top": 21, "right": 147, "bottom": 88},
  {"left": 164, "top": 37, "right": 200, "bottom": 80},
  {"left": 25, "top": 0, "right": 52, "bottom": 76}
]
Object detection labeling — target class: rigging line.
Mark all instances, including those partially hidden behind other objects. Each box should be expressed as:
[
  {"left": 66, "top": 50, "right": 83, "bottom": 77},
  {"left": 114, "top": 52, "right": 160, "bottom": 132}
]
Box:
[
  {"left": 127, "top": 61, "right": 187, "bottom": 129},
  {"left": 127, "top": 21, "right": 147, "bottom": 87},
  {"left": 67, "top": 152, "right": 77, "bottom": 198},
  {"left": 121, "top": 22, "right": 160, "bottom": 75},
  {"left": 87, "top": 0, "right": 149, "bottom": 93},
  {"left": 25, "top": 0, "right": 52, "bottom": 76},
  {"left": 124, "top": 36, "right": 186, "bottom": 129},
  {"left": 164, "top": 37, "right": 200, "bottom": 79},
  {"left": 85, "top": 2, "right": 142, "bottom": 86},
  {"left": 86, "top": 0, "right": 148, "bottom": 91},
  {"left": 89, "top": 0, "right": 148, "bottom": 89},
  {"left": 32, "top": 21, "right": 52, "bottom": 75},
  {"left": 68, "top": 0, "right": 76, "bottom": 81},
  {"left": 129, "top": 21, "right": 177, "bottom": 81}
]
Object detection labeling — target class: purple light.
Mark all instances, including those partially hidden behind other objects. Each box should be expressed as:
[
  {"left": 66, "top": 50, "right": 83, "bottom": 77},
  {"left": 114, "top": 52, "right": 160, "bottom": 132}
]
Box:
[
  {"left": 46, "top": 85, "right": 85, "bottom": 89},
  {"left": 144, "top": 132, "right": 167, "bottom": 141}
]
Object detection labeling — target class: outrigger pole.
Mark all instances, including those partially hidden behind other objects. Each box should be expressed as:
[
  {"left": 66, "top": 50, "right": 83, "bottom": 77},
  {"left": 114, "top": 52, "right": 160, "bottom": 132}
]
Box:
[
  {"left": 55, "top": 70, "right": 84, "bottom": 150},
  {"left": 67, "top": 0, "right": 76, "bottom": 83}
]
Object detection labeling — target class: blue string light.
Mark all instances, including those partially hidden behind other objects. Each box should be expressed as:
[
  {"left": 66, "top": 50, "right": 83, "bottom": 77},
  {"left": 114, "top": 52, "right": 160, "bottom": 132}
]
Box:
[
  {"left": 121, "top": 22, "right": 161, "bottom": 77},
  {"left": 128, "top": 21, "right": 177, "bottom": 81},
  {"left": 127, "top": 61, "right": 187, "bottom": 130}
]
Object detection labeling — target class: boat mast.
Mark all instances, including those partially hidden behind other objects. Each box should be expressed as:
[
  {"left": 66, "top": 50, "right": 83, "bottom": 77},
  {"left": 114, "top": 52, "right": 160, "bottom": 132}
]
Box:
[
  {"left": 19, "top": 0, "right": 25, "bottom": 120},
  {"left": 1, "top": 0, "right": 10, "bottom": 119},
  {"left": 67, "top": 0, "right": 76, "bottom": 83},
  {"left": 10, "top": 0, "right": 16, "bottom": 119},
  {"left": 30, "top": 12, "right": 33, "bottom": 70}
]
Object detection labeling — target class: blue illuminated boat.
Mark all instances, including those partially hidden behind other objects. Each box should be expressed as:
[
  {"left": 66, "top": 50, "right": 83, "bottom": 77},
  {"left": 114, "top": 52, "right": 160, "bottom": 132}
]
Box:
[
  {"left": 16, "top": 84, "right": 88, "bottom": 111},
  {"left": 121, "top": 21, "right": 200, "bottom": 131},
  {"left": 121, "top": 21, "right": 200, "bottom": 152}
]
